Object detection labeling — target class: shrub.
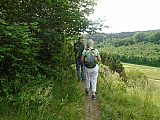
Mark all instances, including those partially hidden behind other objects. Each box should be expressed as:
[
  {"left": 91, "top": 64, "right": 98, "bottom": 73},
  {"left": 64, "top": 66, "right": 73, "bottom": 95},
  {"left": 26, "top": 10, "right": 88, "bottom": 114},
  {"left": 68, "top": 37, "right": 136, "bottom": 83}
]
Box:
[
  {"left": 100, "top": 52, "right": 127, "bottom": 82},
  {"left": 0, "top": 20, "right": 42, "bottom": 97}
]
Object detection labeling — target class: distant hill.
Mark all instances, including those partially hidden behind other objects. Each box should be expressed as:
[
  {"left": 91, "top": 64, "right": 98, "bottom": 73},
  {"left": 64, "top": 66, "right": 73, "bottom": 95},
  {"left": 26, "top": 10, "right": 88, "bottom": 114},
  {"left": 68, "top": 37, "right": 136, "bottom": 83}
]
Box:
[{"left": 84, "top": 29, "right": 160, "bottom": 46}]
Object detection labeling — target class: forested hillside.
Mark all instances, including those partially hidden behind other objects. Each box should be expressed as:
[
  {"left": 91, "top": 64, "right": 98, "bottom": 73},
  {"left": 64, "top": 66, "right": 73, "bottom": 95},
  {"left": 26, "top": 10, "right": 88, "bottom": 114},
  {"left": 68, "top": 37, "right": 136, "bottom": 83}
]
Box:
[
  {"left": 84, "top": 30, "right": 160, "bottom": 67},
  {"left": 84, "top": 30, "right": 160, "bottom": 45}
]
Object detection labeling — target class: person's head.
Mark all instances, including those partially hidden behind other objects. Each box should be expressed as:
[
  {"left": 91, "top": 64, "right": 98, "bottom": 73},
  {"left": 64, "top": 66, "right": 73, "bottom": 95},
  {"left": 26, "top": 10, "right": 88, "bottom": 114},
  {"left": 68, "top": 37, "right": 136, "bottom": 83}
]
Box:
[
  {"left": 87, "top": 39, "right": 94, "bottom": 48},
  {"left": 78, "top": 36, "right": 83, "bottom": 42}
]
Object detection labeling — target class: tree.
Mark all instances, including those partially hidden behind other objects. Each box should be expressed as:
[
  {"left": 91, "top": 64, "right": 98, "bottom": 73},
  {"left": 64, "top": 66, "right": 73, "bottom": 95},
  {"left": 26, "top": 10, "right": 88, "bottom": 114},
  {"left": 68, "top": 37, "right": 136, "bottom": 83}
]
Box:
[
  {"left": 134, "top": 32, "right": 146, "bottom": 43},
  {"left": 1, "top": 0, "right": 105, "bottom": 69},
  {"left": 1, "top": 0, "right": 106, "bottom": 96}
]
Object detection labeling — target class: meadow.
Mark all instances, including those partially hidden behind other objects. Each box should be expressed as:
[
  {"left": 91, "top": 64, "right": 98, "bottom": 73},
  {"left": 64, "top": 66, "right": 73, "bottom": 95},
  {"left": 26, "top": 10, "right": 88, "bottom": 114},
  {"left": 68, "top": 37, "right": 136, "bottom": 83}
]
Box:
[
  {"left": 122, "top": 62, "right": 160, "bottom": 80},
  {"left": 97, "top": 63, "right": 160, "bottom": 120}
]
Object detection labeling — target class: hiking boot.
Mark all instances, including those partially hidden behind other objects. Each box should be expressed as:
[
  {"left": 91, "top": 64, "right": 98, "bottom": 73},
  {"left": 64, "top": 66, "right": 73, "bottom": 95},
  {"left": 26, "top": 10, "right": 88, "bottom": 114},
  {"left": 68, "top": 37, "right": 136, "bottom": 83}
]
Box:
[
  {"left": 86, "top": 90, "right": 89, "bottom": 96},
  {"left": 92, "top": 94, "right": 96, "bottom": 100}
]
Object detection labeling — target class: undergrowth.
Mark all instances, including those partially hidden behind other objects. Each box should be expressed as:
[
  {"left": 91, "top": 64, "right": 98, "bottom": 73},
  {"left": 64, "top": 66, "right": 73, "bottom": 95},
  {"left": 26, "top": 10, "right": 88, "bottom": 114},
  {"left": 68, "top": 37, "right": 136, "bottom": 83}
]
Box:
[{"left": 0, "top": 65, "right": 84, "bottom": 120}]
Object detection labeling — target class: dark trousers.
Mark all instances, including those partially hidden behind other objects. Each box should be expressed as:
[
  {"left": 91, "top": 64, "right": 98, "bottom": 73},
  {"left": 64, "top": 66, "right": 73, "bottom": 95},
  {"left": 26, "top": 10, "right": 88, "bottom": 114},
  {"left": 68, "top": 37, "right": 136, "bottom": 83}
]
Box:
[{"left": 75, "top": 57, "right": 85, "bottom": 80}]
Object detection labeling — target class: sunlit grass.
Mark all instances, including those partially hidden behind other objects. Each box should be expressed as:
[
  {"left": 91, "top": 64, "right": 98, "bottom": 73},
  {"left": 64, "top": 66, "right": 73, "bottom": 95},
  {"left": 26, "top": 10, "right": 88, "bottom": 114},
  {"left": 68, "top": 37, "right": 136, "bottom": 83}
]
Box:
[
  {"left": 98, "top": 64, "right": 160, "bottom": 120},
  {"left": 122, "top": 62, "right": 160, "bottom": 80}
]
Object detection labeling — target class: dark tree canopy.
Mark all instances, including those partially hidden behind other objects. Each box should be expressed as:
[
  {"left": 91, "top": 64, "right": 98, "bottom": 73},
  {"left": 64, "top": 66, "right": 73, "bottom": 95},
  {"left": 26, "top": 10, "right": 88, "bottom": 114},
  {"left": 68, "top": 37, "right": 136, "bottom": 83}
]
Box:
[{"left": 0, "top": 0, "right": 106, "bottom": 97}]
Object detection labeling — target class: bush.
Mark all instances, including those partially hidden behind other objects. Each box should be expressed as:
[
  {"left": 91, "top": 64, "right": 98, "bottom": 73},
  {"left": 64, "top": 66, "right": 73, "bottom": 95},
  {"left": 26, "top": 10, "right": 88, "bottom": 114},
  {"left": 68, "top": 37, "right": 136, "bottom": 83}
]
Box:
[
  {"left": 0, "top": 20, "right": 42, "bottom": 97},
  {"left": 100, "top": 52, "right": 127, "bottom": 82}
]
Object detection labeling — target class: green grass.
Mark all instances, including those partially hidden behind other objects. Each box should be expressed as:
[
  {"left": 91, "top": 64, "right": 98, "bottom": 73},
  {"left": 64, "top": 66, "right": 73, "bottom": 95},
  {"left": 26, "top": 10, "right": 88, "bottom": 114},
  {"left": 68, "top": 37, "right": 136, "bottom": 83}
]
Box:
[
  {"left": 0, "top": 65, "right": 84, "bottom": 120},
  {"left": 98, "top": 64, "right": 160, "bottom": 120},
  {"left": 1, "top": 63, "right": 160, "bottom": 120},
  {"left": 122, "top": 62, "right": 160, "bottom": 80}
]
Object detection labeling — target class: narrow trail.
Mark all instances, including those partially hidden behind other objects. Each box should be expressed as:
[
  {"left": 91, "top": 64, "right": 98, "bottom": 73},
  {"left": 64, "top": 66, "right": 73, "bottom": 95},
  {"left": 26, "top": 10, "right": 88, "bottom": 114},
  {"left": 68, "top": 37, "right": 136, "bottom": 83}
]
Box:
[{"left": 80, "top": 81, "right": 101, "bottom": 120}]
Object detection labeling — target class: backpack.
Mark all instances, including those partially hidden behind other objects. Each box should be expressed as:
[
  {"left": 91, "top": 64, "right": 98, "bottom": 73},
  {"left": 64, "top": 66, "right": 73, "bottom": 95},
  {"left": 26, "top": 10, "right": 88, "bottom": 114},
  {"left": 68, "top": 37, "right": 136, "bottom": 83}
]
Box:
[
  {"left": 84, "top": 48, "right": 97, "bottom": 68},
  {"left": 74, "top": 41, "right": 84, "bottom": 58}
]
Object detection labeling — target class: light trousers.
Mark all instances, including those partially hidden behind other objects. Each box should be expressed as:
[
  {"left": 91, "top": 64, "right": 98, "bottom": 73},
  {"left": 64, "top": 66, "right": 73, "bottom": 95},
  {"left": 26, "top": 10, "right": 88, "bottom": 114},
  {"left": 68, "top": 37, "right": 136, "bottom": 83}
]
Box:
[{"left": 85, "top": 65, "right": 99, "bottom": 92}]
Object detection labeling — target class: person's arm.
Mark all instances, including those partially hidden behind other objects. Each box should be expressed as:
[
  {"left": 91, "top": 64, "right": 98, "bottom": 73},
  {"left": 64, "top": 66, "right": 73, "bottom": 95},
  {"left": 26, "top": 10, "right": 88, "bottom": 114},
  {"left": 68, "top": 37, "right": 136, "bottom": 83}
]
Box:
[
  {"left": 97, "top": 53, "right": 101, "bottom": 62},
  {"left": 81, "top": 54, "right": 84, "bottom": 62},
  {"left": 96, "top": 49, "right": 101, "bottom": 62}
]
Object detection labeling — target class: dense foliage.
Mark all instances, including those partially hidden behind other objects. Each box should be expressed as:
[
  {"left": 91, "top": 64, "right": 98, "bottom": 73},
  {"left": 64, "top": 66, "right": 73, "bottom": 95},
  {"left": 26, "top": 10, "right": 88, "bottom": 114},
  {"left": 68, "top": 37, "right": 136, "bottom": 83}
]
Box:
[
  {"left": 100, "top": 52, "right": 126, "bottom": 82},
  {"left": 0, "top": 21, "right": 42, "bottom": 95},
  {"left": 1, "top": 0, "right": 107, "bottom": 111},
  {"left": 99, "top": 43, "right": 160, "bottom": 67}
]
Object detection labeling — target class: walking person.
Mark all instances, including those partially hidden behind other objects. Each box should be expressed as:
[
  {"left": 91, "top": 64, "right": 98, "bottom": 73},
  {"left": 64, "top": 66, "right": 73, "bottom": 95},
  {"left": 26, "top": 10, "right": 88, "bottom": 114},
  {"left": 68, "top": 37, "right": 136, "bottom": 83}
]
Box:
[
  {"left": 74, "top": 36, "right": 85, "bottom": 81},
  {"left": 81, "top": 39, "right": 101, "bottom": 100}
]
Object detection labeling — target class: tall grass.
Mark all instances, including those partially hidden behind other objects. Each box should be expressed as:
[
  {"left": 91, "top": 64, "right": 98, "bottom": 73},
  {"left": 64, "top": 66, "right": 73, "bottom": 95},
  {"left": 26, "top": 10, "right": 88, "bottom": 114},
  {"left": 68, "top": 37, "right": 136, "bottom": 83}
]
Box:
[
  {"left": 0, "top": 65, "right": 84, "bottom": 120},
  {"left": 98, "top": 65, "right": 160, "bottom": 120},
  {"left": 1, "top": 63, "right": 160, "bottom": 120}
]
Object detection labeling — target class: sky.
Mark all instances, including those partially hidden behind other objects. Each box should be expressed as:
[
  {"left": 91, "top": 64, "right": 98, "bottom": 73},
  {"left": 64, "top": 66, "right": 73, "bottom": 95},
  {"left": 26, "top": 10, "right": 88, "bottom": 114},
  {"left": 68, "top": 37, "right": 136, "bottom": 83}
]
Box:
[{"left": 89, "top": 0, "right": 160, "bottom": 33}]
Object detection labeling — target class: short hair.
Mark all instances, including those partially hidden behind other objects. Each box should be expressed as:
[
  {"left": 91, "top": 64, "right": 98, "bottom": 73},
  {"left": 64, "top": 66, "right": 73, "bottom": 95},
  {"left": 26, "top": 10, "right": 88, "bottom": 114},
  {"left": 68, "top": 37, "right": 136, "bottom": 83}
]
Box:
[{"left": 87, "top": 39, "right": 94, "bottom": 47}]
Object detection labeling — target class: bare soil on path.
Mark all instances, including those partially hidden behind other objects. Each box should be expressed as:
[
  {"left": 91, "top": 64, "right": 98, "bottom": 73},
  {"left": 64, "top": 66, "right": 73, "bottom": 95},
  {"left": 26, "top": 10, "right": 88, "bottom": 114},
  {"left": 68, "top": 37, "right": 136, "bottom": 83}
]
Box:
[{"left": 80, "top": 81, "right": 101, "bottom": 120}]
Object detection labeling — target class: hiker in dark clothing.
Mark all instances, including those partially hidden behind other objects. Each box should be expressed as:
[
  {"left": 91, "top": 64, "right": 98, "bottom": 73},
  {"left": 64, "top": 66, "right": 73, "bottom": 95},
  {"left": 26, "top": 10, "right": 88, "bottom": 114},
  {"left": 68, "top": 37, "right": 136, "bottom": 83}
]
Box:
[{"left": 74, "top": 37, "right": 85, "bottom": 81}]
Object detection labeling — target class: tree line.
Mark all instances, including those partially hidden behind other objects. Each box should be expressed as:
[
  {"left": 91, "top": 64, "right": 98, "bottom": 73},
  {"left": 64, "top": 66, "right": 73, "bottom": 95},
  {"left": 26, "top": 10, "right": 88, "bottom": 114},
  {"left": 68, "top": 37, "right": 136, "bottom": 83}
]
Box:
[{"left": 84, "top": 29, "right": 160, "bottom": 46}]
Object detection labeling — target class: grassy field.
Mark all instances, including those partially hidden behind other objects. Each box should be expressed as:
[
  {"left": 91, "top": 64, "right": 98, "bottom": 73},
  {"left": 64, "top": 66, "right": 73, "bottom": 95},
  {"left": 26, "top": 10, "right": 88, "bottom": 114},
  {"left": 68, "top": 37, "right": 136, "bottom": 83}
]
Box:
[{"left": 122, "top": 63, "right": 160, "bottom": 80}]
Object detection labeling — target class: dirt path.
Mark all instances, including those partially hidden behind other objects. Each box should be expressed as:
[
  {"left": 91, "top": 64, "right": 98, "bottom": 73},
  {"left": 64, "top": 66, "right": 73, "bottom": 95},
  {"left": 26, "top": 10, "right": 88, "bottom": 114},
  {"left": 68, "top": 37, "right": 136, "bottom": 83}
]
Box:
[{"left": 80, "top": 81, "right": 101, "bottom": 120}]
